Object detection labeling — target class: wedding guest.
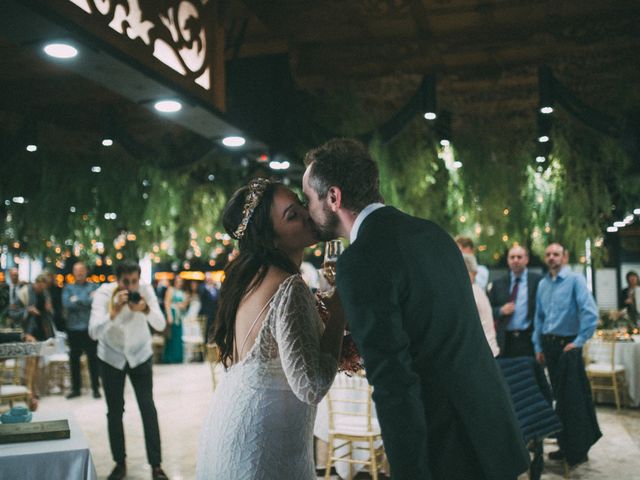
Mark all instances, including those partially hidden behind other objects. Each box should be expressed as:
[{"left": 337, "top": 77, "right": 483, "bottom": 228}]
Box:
[
  {"left": 15, "top": 274, "right": 55, "bottom": 410},
  {"left": 456, "top": 236, "right": 489, "bottom": 290},
  {"left": 45, "top": 271, "right": 65, "bottom": 332},
  {"left": 6, "top": 268, "right": 26, "bottom": 328},
  {"left": 163, "top": 276, "right": 188, "bottom": 363},
  {"left": 620, "top": 271, "right": 639, "bottom": 324},
  {"left": 89, "top": 261, "right": 168, "bottom": 480},
  {"left": 62, "top": 262, "right": 100, "bottom": 399},
  {"left": 533, "top": 242, "right": 598, "bottom": 462},
  {"left": 463, "top": 253, "right": 500, "bottom": 357},
  {"left": 199, "top": 272, "right": 219, "bottom": 343},
  {"left": 0, "top": 280, "right": 8, "bottom": 325},
  {"left": 488, "top": 246, "right": 541, "bottom": 358}
]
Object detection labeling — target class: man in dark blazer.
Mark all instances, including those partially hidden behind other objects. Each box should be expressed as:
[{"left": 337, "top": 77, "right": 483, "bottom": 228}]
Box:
[
  {"left": 488, "top": 246, "right": 542, "bottom": 358},
  {"left": 303, "top": 138, "right": 528, "bottom": 480}
]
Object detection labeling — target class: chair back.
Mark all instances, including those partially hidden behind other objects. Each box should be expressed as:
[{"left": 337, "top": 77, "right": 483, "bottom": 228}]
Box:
[
  {"left": 326, "top": 372, "right": 374, "bottom": 432},
  {"left": 0, "top": 358, "right": 22, "bottom": 388},
  {"left": 584, "top": 339, "right": 616, "bottom": 368}
]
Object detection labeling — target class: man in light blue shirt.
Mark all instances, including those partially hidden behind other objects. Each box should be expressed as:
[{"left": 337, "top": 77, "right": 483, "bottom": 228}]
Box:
[
  {"left": 533, "top": 243, "right": 597, "bottom": 460},
  {"left": 62, "top": 262, "right": 100, "bottom": 399},
  {"left": 533, "top": 244, "right": 598, "bottom": 360}
]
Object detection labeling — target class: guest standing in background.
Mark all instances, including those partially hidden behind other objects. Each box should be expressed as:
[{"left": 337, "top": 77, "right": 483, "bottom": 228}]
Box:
[
  {"left": 63, "top": 262, "right": 101, "bottom": 399},
  {"left": 45, "top": 271, "right": 65, "bottom": 332},
  {"left": 6, "top": 267, "right": 26, "bottom": 328},
  {"left": 185, "top": 280, "right": 202, "bottom": 323},
  {"left": 199, "top": 272, "right": 219, "bottom": 343},
  {"left": 620, "top": 270, "right": 639, "bottom": 325},
  {"left": 16, "top": 274, "right": 55, "bottom": 410},
  {"left": 456, "top": 236, "right": 489, "bottom": 291},
  {"left": 533, "top": 242, "right": 599, "bottom": 462},
  {"left": 488, "top": 246, "right": 541, "bottom": 358},
  {"left": 163, "top": 276, "right": 188, "bottom": 363},
  {"left": 463, "top": 253, "right": 500, "bottom": 357}
]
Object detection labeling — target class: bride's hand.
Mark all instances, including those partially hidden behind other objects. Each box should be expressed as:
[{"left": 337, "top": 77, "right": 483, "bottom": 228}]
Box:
[{"left": 322, "top": 290, "right": 348, "bottom": 328}]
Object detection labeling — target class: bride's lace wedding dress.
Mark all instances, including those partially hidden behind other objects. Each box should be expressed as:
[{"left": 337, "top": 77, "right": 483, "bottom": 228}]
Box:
[{"left": 196, "top": 274, "right": 338, "bottom": 479}]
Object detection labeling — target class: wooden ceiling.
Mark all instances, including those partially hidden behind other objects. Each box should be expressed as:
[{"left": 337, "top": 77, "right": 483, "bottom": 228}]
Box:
[{"left": 225, "top": 0, "right": 640, "bottom": 126}]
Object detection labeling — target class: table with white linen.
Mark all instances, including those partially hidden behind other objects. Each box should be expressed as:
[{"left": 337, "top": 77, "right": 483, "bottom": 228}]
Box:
[
  {"left": 0, "top": 339, "right": 56, "bottom": 359},
  {"left": 586, "top": 337, "right": 640, "bottom": 407},
  {"left": 0, "top": 410, "right": 97, "bottom": 480},
  {"left": 314, "top": 373, "right": 384, "bottom": 479}
]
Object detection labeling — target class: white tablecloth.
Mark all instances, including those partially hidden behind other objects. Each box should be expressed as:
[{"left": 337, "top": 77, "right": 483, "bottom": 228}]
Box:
[
  {"left": 314, "top": 373, "right": 384, "bottom": 479},
  {"left": 587, "top": 338, "right": 640, "bottom": 407},
  {"left": 0, "top": 411, "right": 97, "bottom": 480}
]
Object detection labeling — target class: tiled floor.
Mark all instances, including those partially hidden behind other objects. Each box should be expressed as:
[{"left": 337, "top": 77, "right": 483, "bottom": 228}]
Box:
[{"left": 34, "top": 362, "right": 640, "bottom": 480}]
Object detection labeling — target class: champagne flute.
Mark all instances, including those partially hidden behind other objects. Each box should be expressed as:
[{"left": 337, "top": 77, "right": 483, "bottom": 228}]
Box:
[{"left": 322, "top": 239, "right": 344, "bottom": 288}]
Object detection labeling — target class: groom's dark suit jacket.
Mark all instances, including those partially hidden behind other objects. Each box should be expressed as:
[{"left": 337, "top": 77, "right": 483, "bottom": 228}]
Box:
[
  {"left": 336, "top": 207, "right": 529, "bottom": 480},
  {"left": 488, "top": 271, "right": 541, "bottom": 353}
]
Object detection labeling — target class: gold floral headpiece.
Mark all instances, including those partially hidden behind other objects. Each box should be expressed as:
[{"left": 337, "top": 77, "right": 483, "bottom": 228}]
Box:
[{"left": 233, "top": 178, "right": 271, "bottom": 240}]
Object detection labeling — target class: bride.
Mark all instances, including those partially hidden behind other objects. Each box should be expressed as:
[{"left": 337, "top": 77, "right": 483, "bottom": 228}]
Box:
[{"left": 196, "top": 178, "right": 346, "bottom": 479}]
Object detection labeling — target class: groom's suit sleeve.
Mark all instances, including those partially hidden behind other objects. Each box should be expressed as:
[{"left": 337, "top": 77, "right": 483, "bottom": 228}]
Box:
[{"left": 337, "top": 251, "right": 431, "bottom": 480}]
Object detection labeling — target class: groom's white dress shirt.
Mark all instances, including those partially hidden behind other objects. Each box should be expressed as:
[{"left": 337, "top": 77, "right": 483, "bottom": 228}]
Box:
[{"left": 350, "top": 203, "right": 385, "bottom": 244}]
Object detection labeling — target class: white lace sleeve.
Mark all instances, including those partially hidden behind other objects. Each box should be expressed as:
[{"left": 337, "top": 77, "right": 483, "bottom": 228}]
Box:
[{"left": 272, "top": 275, "right": 338, "bottom": 405}]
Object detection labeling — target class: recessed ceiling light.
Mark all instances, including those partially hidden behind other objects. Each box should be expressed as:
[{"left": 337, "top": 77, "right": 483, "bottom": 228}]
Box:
[
  {"left": 222, "top": 136, "right": 246, "bottom": 147},
  {"left": 43, "top": 43, "right": 78, "bottom": 59},
  {"left": 536, "top": 156, "right": 545, "bottom": 163},
  {"left": 102, "top": 138, "right": 113, "bottom": 147},
  {"left": 91, "top": 166, "right": 102, "bottom": 173},
  {"left": 607, "top": 226, "right": 618, "bottom": 233},
  {"left": 452, "top": 161, "right": 463, "bottom": 169},
  {"left": 613, "top": 221, "right": 625, "bottom": 228},
  {"left": 424, "top": 112, "right": 437, "bottom": 121},
  {"left": 269, "top": 161, "right": 290, "bottom": 170},
  {"left": 154, "top": 100, "right": 182, "bottom": 113},
  {"left": 538, "top": 135, "right": 550, "bottom": 143},
  {"left": 440, "top": 139, "right": 450, "bottom": 147},
  {"left": 540, "top": 106, "right": 554, "bottom": 114},
  {"left": 26, "top": 144, "right": 37, "bottom": 152}
]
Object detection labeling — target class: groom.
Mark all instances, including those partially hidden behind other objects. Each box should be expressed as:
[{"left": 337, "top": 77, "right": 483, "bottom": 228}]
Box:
[{"left": 303, "top": 139, "right": 529, "bottom": 480}]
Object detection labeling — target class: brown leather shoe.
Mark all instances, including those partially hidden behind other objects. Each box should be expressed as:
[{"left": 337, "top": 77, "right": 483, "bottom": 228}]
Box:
[
  {"left": 107, "top": 463, "right": 126, "bottom": 480},
  {"left": 152, "top": 466, "right": 169, "bottom": 480}
]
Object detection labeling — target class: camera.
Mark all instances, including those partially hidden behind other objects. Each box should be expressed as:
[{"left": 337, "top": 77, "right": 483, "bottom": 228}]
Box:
[{"left": 128, "top": 291, "right": 142, "bottom": 304}]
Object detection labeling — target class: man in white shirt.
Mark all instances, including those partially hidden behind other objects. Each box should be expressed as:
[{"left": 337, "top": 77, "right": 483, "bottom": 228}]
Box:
[{"left": 89, "top": 261, "right": 168, "bottom": 480}]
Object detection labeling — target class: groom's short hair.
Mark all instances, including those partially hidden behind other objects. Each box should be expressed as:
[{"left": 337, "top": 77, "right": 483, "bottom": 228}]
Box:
[{"left": 304, "top": 138, "right": 382, "bottom": 212}]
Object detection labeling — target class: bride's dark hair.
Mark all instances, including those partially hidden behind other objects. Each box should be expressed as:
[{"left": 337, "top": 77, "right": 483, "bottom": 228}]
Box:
[{"left": 212, "top": 181, "right": 298, "bottom": 366}]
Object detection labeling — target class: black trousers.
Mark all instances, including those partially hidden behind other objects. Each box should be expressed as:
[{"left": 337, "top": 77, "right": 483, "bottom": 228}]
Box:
[
  {"left": 99, "top": 357, "right": 162, "bottom": 466},
  {"left": 542, "top": 335, "right": 577, "bottom": 396},
  {"left": 67, "top": 330, "right": 100, "bottom": 393},
  {"left": 502, "top": 330, "right": 535, "bottom": 358}
]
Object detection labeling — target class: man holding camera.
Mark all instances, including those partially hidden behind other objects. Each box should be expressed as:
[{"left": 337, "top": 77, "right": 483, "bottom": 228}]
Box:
[{"left": 89, "top": 261, "right": 168, "bottom": 480}]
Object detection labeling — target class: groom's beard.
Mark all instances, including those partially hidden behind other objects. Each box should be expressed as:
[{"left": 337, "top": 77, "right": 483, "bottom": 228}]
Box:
[{"left": 314, "top": 205, "right": 340, "bottom": 241}]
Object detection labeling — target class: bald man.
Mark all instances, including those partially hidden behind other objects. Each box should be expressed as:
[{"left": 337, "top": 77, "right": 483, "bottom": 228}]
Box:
[
  {"left": 488, "top": 246, "right": 541, "bottom": 357},
  {"left": 63, "top": 262, "right": 100, "bottom": 398}
]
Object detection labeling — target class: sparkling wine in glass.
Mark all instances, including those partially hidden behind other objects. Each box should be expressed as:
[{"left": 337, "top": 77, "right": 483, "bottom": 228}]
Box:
[{"left": 322, "top": 240, "right": 344, "bottom": 287}]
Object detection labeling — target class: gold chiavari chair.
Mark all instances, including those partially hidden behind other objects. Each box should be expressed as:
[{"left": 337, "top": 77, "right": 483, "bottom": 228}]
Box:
[
  {"left": 584, "top": 339, "right": 626, "bottom": 410},
  {"left": 324, "top": 373, "right": 386, "bottom": 480},
  {"left": 0, "top": 357, "right": 31, "bottom": 410}
]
